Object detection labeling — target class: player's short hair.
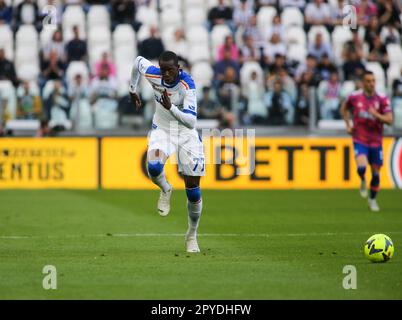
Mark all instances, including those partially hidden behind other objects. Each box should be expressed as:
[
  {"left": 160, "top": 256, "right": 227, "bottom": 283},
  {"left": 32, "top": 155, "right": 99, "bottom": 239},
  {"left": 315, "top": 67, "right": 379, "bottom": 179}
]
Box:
[
  {"left": 159, "top": 51, "right": 178, "bottom": 66},
  {"left": 362, "top": 70, "right": 375, "bottom": 79}
]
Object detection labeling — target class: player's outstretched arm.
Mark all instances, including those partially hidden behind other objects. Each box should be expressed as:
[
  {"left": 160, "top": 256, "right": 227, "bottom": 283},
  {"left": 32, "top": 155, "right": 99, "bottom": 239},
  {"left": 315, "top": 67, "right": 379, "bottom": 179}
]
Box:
[
  {"left": 340, "top": 101, "right": 353, "bottom": 134},
  {"left": 368, "top": 108, "right": 394, "bottom": 125},
  {"left": 129, "top": 56, "right": 152, "bottom": 110}
]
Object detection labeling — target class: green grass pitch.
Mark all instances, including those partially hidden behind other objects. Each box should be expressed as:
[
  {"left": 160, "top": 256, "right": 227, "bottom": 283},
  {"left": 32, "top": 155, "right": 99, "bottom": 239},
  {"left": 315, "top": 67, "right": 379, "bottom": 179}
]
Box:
[{"left": 0, "top": 189, "right": 401, "bottom": 299}]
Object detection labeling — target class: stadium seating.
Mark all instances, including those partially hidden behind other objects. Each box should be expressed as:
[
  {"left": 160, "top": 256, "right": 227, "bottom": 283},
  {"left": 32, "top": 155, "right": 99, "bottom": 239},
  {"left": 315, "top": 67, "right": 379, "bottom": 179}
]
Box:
[
  {"left": 210, "top": 24, "right": 232, "bottom": 58},
  {"left": 256, "top": 6, "right": 277, "bottom": 32},
  {"left": 62, "top": 5, "right": 86, "bottom": 41},
  {"left": 0, "top": 24, "right": 14, "bottom": 60},
  {"left": 281, "top": 7, "right": 304, "bottom": 28},
  {"left": 331, "top": 26, "right": 353, "bottom": 64}
]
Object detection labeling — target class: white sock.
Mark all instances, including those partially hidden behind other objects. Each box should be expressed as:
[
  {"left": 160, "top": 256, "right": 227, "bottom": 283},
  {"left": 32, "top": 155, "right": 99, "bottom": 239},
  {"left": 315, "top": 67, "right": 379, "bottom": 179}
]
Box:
[
  {"left": 150, "top": 171, "right": 171, "bottom": 193},
  {"left": 187, "top": 199, "right": 202, "bottom": 238}
]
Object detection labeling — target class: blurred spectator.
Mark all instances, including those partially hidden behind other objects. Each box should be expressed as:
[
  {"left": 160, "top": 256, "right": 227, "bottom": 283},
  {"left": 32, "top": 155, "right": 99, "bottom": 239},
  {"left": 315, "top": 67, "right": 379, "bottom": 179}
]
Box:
[
  {"left": 380, "top": 23, "right": 401, "bottom": 45},
  {"left": 392, "top": 67, "right": 402, "bottom": 106},
  {"left": 295, "top": 54, "right": 319, "bottom": 84},
  {"left": 265, "top": 15, "right": 285, "bottom": 43},
  {"left": 265, "top": 79, "right": 294, "bottom": 125},
  {"left": 308, "top": 32, "right": 333, "bottom": 62},
  {"left": 44, "top": 80, "right": 70, "bottom": 122},
  {"left": 264, "top": 33, "right": 286, "bottom": 65},
  {"left": 245, "top": 71, "right": 267, "bottom": 124},
  {"left": 16, "top": 81, "right": 42, "bottom": 119},
  {"left": 43, "top": 29, "right": 66, "bottom": 63},
  {"left": 0, "top": 48, "right": 18, "bottom": 86},
  {"left": 343, "top": 28, "right": 364, "bottom": 61},
  {"left": 94, "top": 52, "right": 117, "bottom": 78},
  {"left": 342, "top": 51, "right": 366, "bottom": 81},
  {"left": 317, "top": 53, "right": 337, "bottom": 81},
  {"left": 244, "top": 15, "right": 264, "bottom": 47},
  {"left": 213, "top": 48, "right": 240, "bottom": 88},
  {"left": 304, "top": 0, "right": 332, "bottom": 32},
  {"left": 216, "top": 35, "right": 240, "bottom": 62},
  {"left": 138, "top": 25, "right": 165, "bottom": 60},
  {"left": 317, "top": 71, "right": 341, "bottom": 120},
  {"left": 267, "top": 68, "right": 297, "bottom": 102},
  {"left": 90, "top": 64, "right": 118, "bottom": 128},
  {"left": 40, "top": 50, "right": 65, "bottom": 84},
  {"left": 14, "top": 0, "right": 41, "bottom": 31},
  {"left": 207, "top": 0, "right": 233, "bottom": 30},
  {"left": 68, "top": 74, "right": 92, "bottom": 130},
  {"left": 279, "top": 0, "right": 306, "bottom": 10},
  {"left": 355, "top": 0, "right": 377, "bottom": 27},
  {"left": 198, "top": 86, "right": 234, "bottom": 128},
  {"left": 66, "top": 25, "right": 87, "bottom": 63},
  {"left": 166, "top": 28, "right": 189, "bottom": 63},
  {"left": 294, "top": 83, "right": 310, "bottom": 125},
  {"left": 0, "top": 0, "right": 12, "bottom": 24},
  {"left": 239, "top": 35, "right": 261, "bottom": 64},
  {"left": 0, "top": 90, "right": 6, "bottom": 134},
  {"left": 217, "top": 66, "right": 240, "bottom": 113},
  {"left": 364, "top": 16, "right": 381, "bottom": 50},
  {"left": 330, "top": 0, "right": 347, "bottom": 26},
  {"left": 377, "top": 0, "right": 401, "bottom": 31},
  {"left": 233, "top": 0, "right": 254, "bottom": 30},
  {"left": 267, "top": 53, "right": 290, "bottom": 75},
  {"left": 367, "top": 35, "right": 389, "bottom": 72},
  {"left": 111, "top": 0, "right": 137, "bottom": 30}
]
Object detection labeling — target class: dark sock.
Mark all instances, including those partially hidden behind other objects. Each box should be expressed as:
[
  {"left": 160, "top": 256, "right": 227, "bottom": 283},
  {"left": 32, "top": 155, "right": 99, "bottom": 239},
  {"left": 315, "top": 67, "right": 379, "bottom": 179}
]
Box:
[
  {"left": 370, "top": 173, "right": 380, "bottom": 199},
  {"left": 357, "top": 166, "right": 366, "bottom": 182}
]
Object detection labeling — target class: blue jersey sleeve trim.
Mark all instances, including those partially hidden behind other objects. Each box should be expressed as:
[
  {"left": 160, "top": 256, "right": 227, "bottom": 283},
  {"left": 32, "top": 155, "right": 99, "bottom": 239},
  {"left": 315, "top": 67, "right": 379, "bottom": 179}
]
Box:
[
  {"left": 182, "top": 109, "right": 197, "bottom": 116},
  {"left": 180, "top": 72, "right": 196, "bottom": 90},
  {"left": 145, "top": 66, "right": 161, "bottom": 76}
]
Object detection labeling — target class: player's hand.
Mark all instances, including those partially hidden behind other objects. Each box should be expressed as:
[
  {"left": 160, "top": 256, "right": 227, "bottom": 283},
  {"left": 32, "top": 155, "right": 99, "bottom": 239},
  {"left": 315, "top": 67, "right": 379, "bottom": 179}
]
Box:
[
  {"left": 368, "top": 107, "right": 378, "bottom": 118},
  {"left": 161, "top": 89, "right": 171, "bottom": 110},
  {"left": 346, "top": 124, "right": 354, "bottom": 135},
  {"left": 129, "top": 92, "right": 142, "bottom": 110}
]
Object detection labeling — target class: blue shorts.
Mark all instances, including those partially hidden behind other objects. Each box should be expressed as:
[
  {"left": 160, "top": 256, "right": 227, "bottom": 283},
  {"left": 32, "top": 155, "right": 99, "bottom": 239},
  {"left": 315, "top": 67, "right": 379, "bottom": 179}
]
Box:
[{"left": 353, "top": 142, "right": 383, "bottom": 166}]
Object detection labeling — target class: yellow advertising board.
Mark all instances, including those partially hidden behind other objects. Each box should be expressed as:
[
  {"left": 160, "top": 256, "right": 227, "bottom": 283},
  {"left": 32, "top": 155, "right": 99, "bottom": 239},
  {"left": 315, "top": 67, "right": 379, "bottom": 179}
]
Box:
[
  {"left": 0, "top": 138, "right": 98, "bottom": 189},
  {"left": 101, "top": 137, "right": 400, "bottom": 189}
]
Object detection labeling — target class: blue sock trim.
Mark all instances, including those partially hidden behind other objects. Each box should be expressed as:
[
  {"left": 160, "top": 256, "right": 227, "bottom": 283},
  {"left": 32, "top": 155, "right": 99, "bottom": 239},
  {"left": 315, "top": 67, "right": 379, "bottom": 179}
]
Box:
[
  {"left": 147, "top": 160, "right": 164, "bottom": 177},
  {"left": 186, "top": 186, "right": 201, "bottom": 203}
]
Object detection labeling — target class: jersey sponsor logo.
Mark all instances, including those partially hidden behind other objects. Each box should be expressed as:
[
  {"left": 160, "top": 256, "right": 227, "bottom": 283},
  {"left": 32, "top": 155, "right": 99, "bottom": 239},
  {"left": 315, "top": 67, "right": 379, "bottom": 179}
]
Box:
[{"left": 390, "top": 138, "right": 402, "bottom": 188}]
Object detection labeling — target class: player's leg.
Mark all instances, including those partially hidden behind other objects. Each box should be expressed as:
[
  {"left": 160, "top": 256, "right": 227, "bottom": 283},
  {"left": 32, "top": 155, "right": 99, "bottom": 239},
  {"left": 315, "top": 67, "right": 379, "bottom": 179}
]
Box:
[
  {"left": 147, "top": 148, "right": 173, "bottom": 216},
  {"left": 367, "top": 146, "right": 383, "bottom": 212},
  {"left": 183, "top": 175, "right": 202, "bottom": 253},
  {"left": 177, "top": 132, "right": 205, "bottom": 253},
  {"left": 353, "top": 142, "right": 369, "bottom": 198}
]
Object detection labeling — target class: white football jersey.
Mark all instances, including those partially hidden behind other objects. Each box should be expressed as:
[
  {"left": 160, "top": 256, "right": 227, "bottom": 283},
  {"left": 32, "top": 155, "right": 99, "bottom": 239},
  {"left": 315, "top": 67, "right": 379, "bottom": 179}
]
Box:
[{"left": 130, "top": 56, "right": 198, "bottom": 133}]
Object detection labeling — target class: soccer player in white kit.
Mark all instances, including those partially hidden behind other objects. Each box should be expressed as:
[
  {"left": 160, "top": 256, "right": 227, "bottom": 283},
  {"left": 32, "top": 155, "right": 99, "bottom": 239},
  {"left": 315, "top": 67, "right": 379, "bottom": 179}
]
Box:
[{"left": 129, "top": 51, "right": 205, "bottom": 253}]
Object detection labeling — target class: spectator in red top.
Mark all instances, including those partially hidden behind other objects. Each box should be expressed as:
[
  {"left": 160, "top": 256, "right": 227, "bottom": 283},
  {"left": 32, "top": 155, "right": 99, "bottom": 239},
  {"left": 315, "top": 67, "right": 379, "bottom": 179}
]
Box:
[
  {"left": 94, "top": 52, "right": 117, "bottom": 78},
  {"left": 216, "top": 35, "right": 240, "bottom": 62},
  {"left": 355, "top": 0, "right": 378, "bottom": 27}
]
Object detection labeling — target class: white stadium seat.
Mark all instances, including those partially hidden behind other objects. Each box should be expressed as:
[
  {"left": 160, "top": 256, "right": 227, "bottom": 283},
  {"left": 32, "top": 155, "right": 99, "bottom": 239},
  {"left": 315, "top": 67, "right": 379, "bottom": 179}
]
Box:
[
  {"left": 185, "top": 7, "right": 207, "bottom": 28},
  {"left": 365, "top": 62, "right": 386, "bottom": 94},
  {"left": 186, "top": 26, "right": 209, "bottom": 45},
  {"left": 191, "top": 61, "right": 214, "bottom": 89},
  {"left": 87, "top": 5, "right": 110, "bottom": 30},
  {"left": 159, "top": 0, "right": 182, "bottom": 11},
  {"left": 286, "top": 44, "right": 307, "bottom": 63},
  {"left": 188, "top": 43, "right": 211, "bottom": 64},
  {"left": 0, "top": 80, "right": 16, "bottom": 119},
  {"left": 210, "top": 24, "right": 231, "bottom": 57},
  {"left": 257, "top": 6, "right": 277, "bottom": 32},
  {"left": 16, "top": 25, "right": 39, "bottom": 48},
  {"left": 284, "top": 26, "right": 307, "bottom": 48},
  {"left": 40, "top": 27, "right": 56, "bottom": 50},
  {"left": 184, "top": 0, "right": 206, "bottom": 10},
  {"left": 113, "top": 24, "right": 136, "bottom": 48},
  {"left": 0, "top": 24, "right": 14, "bottom": 60},
  {"left": 387, "top": 63, "right": 402, "bottom": 91},
  {"left": 386, "top": 44, "right": 402, "bottom": 65},
  {"left": 240, "top": 61, "right": 264, "bottom": 89},
  {"left": 332, "top": 26, "right": 353, "bottom": 64},
  {"left": 308, "top": 25, "right": 331, "bottom": 44},
  {"left": 62, "top": 5, "right": 86, "bottom": 41},
  {"left": 136, "top": 24, "right": 151, "bottom": 43},
  {"left": 16, "top": 63, "right": 40, "bottom": 82},
  {"left": 136, "top": 6, "right": 158, "bottom": 27},
  {"left": 281, "top": 7, "right": 304, "bottom": 28},
  {"left": 160, "top": 8, "right": 183, "bottom": 29},
  {"left": 66, "top": 61, "right": 90, "bottom": 86}
]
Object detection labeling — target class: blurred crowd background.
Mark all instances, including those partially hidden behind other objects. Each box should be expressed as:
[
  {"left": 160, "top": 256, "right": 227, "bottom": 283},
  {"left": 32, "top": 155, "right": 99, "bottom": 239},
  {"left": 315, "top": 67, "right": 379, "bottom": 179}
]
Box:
[{"left": 0, "top": 0, "right": 401, "bottom": 136}]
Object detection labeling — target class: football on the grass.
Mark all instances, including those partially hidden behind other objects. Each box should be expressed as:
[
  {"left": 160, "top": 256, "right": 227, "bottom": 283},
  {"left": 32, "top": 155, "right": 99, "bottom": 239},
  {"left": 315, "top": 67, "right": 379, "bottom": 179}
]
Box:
[{"left": 364, "top": 234, "right": 394, "bottom": 263}]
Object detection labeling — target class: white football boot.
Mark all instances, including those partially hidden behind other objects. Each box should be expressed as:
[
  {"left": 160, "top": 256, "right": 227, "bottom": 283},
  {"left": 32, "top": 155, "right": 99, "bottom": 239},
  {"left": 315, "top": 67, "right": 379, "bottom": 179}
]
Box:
[
  {"left": 359, "top": 180, "right": 368, "bottom": 198},
  {"left": 368, "top": 198, "right": 380, "bottom": 212},
  {"left": 185, "top": 230, "right": 200, "bottom": 253},
  {"left": 157, "top": 187, "right": 172, "bottom": 216}
]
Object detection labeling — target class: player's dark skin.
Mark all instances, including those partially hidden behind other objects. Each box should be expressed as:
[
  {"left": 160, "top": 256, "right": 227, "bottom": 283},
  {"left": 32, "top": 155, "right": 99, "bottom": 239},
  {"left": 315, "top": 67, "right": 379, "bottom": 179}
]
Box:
[{"left": 130, "top": 59, "right": 200, "bottom": 189}]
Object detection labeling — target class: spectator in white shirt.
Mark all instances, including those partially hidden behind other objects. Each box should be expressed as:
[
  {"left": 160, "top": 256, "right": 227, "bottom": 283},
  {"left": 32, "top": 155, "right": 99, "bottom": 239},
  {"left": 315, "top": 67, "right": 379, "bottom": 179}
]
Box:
[
  {"left": 304, "top": 0, "right": 332, "bottom": 32},
  {"left": 308, "top": 32, "right": 333, "bottom": 62}
]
